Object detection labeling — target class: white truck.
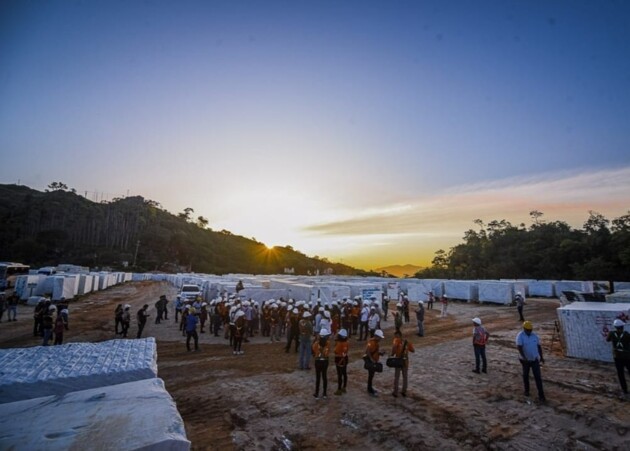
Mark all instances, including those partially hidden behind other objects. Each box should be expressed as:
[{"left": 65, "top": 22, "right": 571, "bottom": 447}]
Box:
[{"left": 180, "top": 284, "right": 202, "bottom": 300}]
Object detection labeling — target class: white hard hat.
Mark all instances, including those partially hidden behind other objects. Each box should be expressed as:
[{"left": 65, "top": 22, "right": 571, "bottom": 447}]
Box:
[
  {"left": 613, "top": 319, "right": 625, "bottom": 328},
  {"left": 374, "top": 329, "right": 384, "bottom": 339},
  {"left": 49, "top": 305, "right": 57, "bottom": 311},
  {"left": 235, "top": 310, "right": 245, "bottom": 318},
  {"left": 324, "top": 311, "right": 331, "bottom": 318},
  {"left": 418, "top": 301, "right": 424, "bottom": 305},
  {"left": 302, "top": 311, "right": 311, "bottom": 318},
  {"left": 319, "top": 328, "right": 330, "bottom": 336},
  {"left": 339, "top": 329, "right": 348, "bottom": 338},
  {"left": 202, "top": 302, "right": 208, "bottom": 307},
  {"left": 472, "top": 317, "right": 482, "bottom": 325},
  {"left": 396, "top": 303, "right": 402, "bottom": 308},
  {"left": 318, "top": 307, "right": 324, "bottom": 312},
  {"left": 292, "top": 308, "right": 299, "bottom": 314},
  {"left": 124, "top": 304, "right": 131, "bottom": 309}
]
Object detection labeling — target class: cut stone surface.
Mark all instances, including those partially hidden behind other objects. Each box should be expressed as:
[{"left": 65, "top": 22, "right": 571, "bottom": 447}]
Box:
[
  {"left": 0, "top": 378, "right": 190, "bottom": 451},
  {"left": 0, "top": 338, "right": 157, "bottom": 404}
]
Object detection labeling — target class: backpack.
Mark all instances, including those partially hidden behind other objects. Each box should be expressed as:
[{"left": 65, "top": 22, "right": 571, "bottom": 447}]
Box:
[{"left": 474, "top": 326, "right": 489, "bottom": 346}]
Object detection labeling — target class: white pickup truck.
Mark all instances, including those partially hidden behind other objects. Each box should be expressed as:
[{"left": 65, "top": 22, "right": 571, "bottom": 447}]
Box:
[{"left": 180, "top": 284, "right": 202, "bottom": 300}]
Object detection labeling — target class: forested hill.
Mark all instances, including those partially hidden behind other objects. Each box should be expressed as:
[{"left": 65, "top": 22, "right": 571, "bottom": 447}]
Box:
[
  {"left": 415, "top": 212, "right": 630, "bottom": 281},
  {"left": 0, "top": 184, "right": 363, "bottom": 275}
]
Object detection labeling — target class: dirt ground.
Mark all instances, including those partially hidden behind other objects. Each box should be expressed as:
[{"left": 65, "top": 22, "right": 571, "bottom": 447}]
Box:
[{"left": 1, "top": 281, "right": 629, "bottom": 451}]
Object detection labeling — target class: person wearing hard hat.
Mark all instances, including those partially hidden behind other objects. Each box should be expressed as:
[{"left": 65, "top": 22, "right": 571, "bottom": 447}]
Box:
[
  {"left": 269, "top": 303, "right": 280, "bottom": 342},
  {"left": 285, "top": 308, "right": 300, "bottom": 354},
  {"left": 516, "top": 321, "right": 545, "bottom": 403},
  {"left": 359, "top": 303, "right": 370, "bottom": 341},
  {"left": 199, "top": 302, "right": 208, "bottom": 333},
  {"left": 391, "top": 330, "right": 415, "bottom": 397},
  {"left": 472, "top": 318, "right": 490, "bottom": 374},
  {"left": 174, "top": 295, "right": 184, "bottom": 323},
  {"left": 365, "top": 329, "right": 385, "bottom": 397},
  {"left": 312, "top": 328, "right": 331, "bottom": 399},
  {"left": 185, "top": 307, "right": 200, "bottom": 352},
  {"left": 334, "top": 328, "right": 350, "bottom": 395},
  {"left": 298, "top": 311, "right": 314, "bottom": 370},
  {"left": 233, "top": 310, "right": 246, "bottom": 355},
  {"left": 514, "top": 291, "right": 525, "bottom": 322},
  {"left": 121, "top": 305, "right": 131, "bottom": 338},
  {"left": 350, "top": 301, "right": 360, "bottom": 337},
  {"left": 606, "top": 319, "right": 630, "bottom": 395},
  {"left": 440, "top": 295, "right": 448, "bottom": 318},
  {"left": 368, "top": 306, "right": 380, "bottom": 338}
]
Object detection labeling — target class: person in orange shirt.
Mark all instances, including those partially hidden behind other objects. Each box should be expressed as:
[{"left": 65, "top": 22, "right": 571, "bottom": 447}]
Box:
[
  {"left": 312, "top": 328, "right": 331, "bottom": 399},
  {"left": 366, "top": 329, "right": 385, "bottom": 396},
  {"left": 334, "top": 329, "right": 350, "bottom": 395},
  {"left": 391, "top": 330, "right": 415, "bottom": 397}
]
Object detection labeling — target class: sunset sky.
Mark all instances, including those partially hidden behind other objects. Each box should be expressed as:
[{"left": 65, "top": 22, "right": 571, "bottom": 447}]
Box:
[{"left": 1, "top": 1, "right": 629, "bottom": 270}]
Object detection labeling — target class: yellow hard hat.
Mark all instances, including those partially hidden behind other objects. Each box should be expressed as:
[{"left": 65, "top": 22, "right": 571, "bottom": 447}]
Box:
[{"left": 523, "top": 321, "right": 533, "bottom": 330}]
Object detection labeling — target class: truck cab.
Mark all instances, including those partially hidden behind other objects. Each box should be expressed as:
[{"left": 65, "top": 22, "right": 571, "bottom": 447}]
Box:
[{"left": 180, "top": 284, "right": 202, "bottom": 300}]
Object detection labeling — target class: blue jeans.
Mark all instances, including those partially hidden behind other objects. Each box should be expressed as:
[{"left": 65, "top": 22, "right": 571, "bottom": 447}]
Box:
[
  {"left": 474, "top": 345, "right": 487, "bottom": 371},
  {"left": 521, "top": 359, "right": 545, "bottom": 400},
  {"left": 299, "top": 336, "right": 311, "bottom": 369}
]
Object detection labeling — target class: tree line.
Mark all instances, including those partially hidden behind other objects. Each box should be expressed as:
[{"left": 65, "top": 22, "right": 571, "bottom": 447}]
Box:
[
  {"left": 0, "top": 184, "right": 362, "bottom": 276},
  {"left": 415, "top": 210, "right": 630, "bottom": 281}
]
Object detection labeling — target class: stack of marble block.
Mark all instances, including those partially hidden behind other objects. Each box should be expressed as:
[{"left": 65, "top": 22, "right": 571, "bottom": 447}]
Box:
[
  {"left": 557, "top": 302, "right": 630, "bottom": 362},
  {"left": 0, "top": 338, "right": 190, "bottom": 450}
]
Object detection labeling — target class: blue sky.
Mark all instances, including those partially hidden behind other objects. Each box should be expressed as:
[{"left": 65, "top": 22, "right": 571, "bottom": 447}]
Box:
[{"left": 1, "top": 1, "right": 629, "bottom": 269}]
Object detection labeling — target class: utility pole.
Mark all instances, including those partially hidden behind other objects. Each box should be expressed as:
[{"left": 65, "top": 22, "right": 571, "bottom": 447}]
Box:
[{"left": 133, "top": 240, "right": 140, "bottom": 267}]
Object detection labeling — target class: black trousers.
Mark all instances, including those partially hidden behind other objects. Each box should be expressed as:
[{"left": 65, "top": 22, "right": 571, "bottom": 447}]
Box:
[
  {"left": 186, "top": 330, "right": 199, "bottom": 351},
  {"left": 367, "top": 368, "right": 376, "bottom": 393},
  {"left": 336, "top": 364, "right": 347, "bottom": 390},
  {"left": 521, "top": 359, "right": 545, "bottom": 400},
  {"left": 315, "top": 360, "right": 329, "bottom": 396},
  {"left": 614, "top": 357, "right": 630, "bottom": 393}
]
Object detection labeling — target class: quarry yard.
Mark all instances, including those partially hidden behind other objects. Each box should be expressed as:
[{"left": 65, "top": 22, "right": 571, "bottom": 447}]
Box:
[{"left": 1, "top": 281, "right": 629, "bottom": 451}]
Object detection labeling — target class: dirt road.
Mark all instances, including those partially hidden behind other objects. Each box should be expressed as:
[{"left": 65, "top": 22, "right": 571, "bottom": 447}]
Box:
[{"left": 1, "top": 281, "right": 628, "bottom": 450}]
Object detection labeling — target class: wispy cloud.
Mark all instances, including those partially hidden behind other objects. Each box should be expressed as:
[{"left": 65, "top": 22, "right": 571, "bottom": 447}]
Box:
[{"left": 304, "top": 166, "right": 630, "bottom": 236}]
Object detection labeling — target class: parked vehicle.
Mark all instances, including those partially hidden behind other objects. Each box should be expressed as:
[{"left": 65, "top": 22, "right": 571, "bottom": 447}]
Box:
[
  {"left": 0, "top": 262, "right": 30, "bottom": 290},
  {"left": 180, "top": 284, "right": 202, "bottom": 300}
]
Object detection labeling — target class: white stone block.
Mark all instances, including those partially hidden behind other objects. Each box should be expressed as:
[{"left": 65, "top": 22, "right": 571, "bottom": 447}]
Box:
[
  {"left": 0, "top": 378, "right": 190, "bottom": 451},
  {"left": 528, "top": 280, "right": 556, "bottom": 297},
  {"left": 0, "top": 338, "right": 157, "bottom": 404},
  {"left": 606, "top": 291, "right": 630, "bottom": 303},
  {"left": 444, "top": 280, "right": 479, "bottom": 301},
  {"left": 478, "top": 281, "right": 513, "bottom": 304},
  {"left": 557, "top": 302, "right": 630, "bottom": 362}
]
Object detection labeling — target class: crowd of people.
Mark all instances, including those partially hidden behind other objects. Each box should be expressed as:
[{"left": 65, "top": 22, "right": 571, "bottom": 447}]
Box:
[
  {"left": 31, "top": 297, "right": 69, "bottom": 346},
  {"left": 3, "top": 284, "right": 627, "bottom": 401},
  {"left": 117, "top": 289, "right": 630, "bottom": 401}
]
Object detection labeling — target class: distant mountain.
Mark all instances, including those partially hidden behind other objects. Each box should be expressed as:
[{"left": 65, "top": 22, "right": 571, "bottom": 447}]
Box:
[
  {"left": 0, "top": 184, "right": 367, "bottom": 276},
  {"left": 375, "top": 264, "right": 423, "bottom": 278}
]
